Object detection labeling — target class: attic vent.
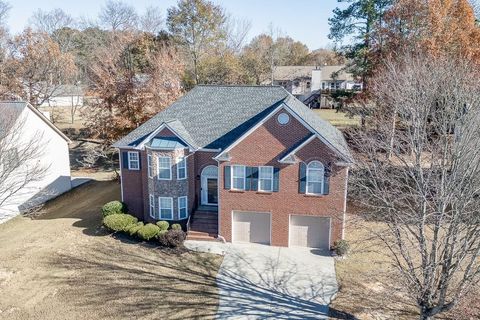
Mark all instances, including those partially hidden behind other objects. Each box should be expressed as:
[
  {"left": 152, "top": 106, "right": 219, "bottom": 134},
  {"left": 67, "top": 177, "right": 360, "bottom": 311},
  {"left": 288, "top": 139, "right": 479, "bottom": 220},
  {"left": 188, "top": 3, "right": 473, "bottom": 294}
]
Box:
[{"left": 277, "top": 112, "right": 290, "bottom": 125}]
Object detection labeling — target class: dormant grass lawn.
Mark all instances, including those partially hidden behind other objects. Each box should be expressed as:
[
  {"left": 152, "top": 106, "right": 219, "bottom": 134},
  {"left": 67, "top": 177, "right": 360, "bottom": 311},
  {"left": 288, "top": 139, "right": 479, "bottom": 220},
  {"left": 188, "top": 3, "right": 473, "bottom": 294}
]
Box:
[
  {"left": 314, "top": 109, "right": 360, "bottom": 128},
  {"left": 0, "top": 181, "right": 222, "bottom": 320}
]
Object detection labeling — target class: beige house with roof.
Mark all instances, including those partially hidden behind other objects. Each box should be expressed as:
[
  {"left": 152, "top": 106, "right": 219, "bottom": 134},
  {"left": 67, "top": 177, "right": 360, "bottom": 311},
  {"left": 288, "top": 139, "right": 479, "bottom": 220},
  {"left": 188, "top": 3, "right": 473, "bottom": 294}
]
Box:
[{"left": 269, "top": 65, "right": 363, "bottom": 106}]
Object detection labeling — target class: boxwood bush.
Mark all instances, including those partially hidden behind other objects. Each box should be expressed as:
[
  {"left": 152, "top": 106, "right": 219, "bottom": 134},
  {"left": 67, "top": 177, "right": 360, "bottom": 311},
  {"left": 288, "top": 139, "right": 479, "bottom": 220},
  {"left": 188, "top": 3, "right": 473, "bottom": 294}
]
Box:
[
  {"left": 102, "top": 201, "right": 126, "bottom": 217},
  {"left": 333, "top": 240, "right": 350, "bottom": 256},
  {"left": 171, "top": 223, "right": 182, "bottom": 231},
  {"left": 126, "top": 222, "right": 144, "bottom": 237},
  {"left": 103, "top": 214, "right": 138, "bottom": 232},
  {"left": 156, "top": 220, "right": 169, "bottom": 231},
  {"left": 137, "top": 223, "right": 161, "bottom": 241}
]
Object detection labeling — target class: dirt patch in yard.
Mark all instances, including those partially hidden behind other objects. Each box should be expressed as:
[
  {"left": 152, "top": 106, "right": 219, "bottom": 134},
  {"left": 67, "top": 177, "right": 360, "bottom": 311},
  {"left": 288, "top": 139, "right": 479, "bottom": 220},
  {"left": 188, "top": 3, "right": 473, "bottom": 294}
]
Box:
[{"left": 0, "top": 181, "right": 222, "bottom": 320}]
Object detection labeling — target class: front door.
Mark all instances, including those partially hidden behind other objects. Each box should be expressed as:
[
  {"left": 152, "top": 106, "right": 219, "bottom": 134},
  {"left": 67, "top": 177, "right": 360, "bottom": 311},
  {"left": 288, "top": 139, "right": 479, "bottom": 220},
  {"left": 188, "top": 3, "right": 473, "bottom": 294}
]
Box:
[{"left": 201, "top": 165, "right": 218, "bottom": 206}]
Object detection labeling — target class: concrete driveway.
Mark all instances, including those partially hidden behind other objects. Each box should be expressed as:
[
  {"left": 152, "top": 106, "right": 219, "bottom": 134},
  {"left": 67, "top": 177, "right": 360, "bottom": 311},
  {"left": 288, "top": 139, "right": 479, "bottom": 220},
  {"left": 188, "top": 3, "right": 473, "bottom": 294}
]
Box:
[{"left": 185, "top": 241, "right": 338, "bottom": 319}]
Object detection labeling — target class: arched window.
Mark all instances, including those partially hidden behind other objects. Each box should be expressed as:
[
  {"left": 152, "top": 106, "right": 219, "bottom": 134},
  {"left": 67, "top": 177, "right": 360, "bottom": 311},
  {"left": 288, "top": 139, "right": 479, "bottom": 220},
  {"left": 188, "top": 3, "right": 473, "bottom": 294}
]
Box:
[{"left": 306, "top": 161, "right": 324, "bottom": 195}]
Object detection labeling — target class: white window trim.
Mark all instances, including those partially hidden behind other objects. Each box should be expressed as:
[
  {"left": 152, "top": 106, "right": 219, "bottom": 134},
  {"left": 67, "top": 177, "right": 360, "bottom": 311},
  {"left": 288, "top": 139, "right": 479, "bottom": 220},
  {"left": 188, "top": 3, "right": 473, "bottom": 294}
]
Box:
[
  {"left": 149, "top": 194, "right": 155, "bottom": 219},
  {"left": 158, "top": 197, "right": 173, "bottom": 220},
  {"left": 177, "top": 157, "right": 187, "bottom": 180},
  {"left": 178, "top": 196, "right": 188, "bottom": 219},
  {"left": 127, "top": 151, "right": 140, "bottom": 170},
  {"left": 258, "top": 166, "right": 274, "bottom": 192},
  {"left": 306, "top": 161, "right": 324, "bottom": 195},
  {"left": 157, "top": 156, "right": 172, "bottom": 180},
  {"left": 231, "top": 165, "right": 246, "bottom": 191},
  {"left": 147, "top": 154, "right": 153, "bottom": 178}
]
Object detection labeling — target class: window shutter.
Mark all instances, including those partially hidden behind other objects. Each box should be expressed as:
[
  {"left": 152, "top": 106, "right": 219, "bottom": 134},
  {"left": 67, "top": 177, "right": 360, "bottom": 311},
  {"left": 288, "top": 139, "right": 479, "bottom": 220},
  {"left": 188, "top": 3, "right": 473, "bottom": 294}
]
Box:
[
  {"left": 299, "top": 162, "right": 307, "bottom": 193},
  {"left": 138, "top": 153, "right": 141, "bottom": 170},
  {"left": 323, "top": 165, "right": 330, "bottom": 195},
  {"left": 251, "top": 167, "right": 258, "bottom": 191},
  {"left": 273, "top": 167, "right": 280, "bottom": 192},
  {"left": 245, "top": 166, "right": 252, "bottom": 191},
  {"left": 224, "top": 166, "right": 231, "bottom": 190},
  {"left": 122, "top": 152, "right": 129, "bottom": 169}
]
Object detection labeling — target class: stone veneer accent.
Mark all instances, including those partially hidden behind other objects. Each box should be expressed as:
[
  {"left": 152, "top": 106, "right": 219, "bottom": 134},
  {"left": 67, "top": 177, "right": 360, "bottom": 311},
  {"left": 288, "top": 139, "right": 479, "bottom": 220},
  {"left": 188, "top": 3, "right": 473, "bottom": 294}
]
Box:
[{"left": 146, "top": 147, "right": 190, "bottom": 221}]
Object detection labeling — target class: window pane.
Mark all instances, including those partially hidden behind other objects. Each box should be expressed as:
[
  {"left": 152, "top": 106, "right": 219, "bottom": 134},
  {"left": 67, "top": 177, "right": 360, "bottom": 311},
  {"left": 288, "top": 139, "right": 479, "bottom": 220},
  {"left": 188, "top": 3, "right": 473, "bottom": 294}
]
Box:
[
  {"left": 179, "top": 196, "right": 186, "bottom": 208},
  {"left": 233, "top": 177, "right": 244, "bottom": 189},
  {"left": 233, "top": 165, "right": 244, "bottom": 177},
  {"left": 160, "top": 197, "right": 172, "bottom": 209},
  {"left": 259, "top": 166, "right": 273, "bottom": 179},
  {"left": 159, "top": 168, "right": 171, "bottom": 179},
  {"left": 309, "top": 169, "right": 323, "bottom": 182},
  {"left": 260, "top": 179, "right": 272, "bottom": 191},
  {"left": 159, "top": 157, "right": 170, "bottom": 168},
  {"left": 309, "top": 161, "right": 323, "bottom": 169},
  {"left": 161, "top": 209, "right": 172, "bottom": 219},
  {"left": 178, "top": 168, "right": 186, "bottom": 179},
  {"left": 307, "top": 182, "right": 322, "bottom": 194}
]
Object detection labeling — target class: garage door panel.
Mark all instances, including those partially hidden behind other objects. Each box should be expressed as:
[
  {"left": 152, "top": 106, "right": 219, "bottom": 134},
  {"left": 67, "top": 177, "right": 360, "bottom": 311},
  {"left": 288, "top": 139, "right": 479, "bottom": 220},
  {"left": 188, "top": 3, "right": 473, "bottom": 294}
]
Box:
[
  {"left": 233, "top": 211, "right": 270, "bottom": 245},
  {"left": 290, "top": 215, "right": 330, "bottom": 249}
]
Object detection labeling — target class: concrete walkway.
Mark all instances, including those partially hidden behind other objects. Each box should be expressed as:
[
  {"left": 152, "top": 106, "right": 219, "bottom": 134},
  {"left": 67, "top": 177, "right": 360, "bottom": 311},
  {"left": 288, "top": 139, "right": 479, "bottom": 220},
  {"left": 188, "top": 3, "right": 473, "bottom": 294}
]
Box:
[{"left": 185, "top": 241, "right": 338, "bottom": 319}]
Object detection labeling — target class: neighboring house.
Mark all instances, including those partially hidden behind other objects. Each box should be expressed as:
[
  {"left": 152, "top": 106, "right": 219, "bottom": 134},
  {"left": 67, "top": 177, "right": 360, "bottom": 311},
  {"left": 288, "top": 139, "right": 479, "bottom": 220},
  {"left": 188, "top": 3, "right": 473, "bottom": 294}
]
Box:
[
  {"left": 271, "top": 65, "right": 363, "bottom": 108},
  {"left": 113, "top": 85, "right": 352, "bottom": 249},
  {"left": 38, "top": 84, "right": 85, "bottom": 108},
  {"left": 0, "top": 102, "right": 72, "bottom": 223}
]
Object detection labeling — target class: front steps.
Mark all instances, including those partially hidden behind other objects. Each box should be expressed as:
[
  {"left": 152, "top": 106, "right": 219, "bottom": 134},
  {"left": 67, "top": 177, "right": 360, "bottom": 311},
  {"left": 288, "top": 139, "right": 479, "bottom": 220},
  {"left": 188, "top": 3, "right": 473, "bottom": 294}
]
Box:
[{"left": 187, "top": 208, "right": 220, "bottom": 242}]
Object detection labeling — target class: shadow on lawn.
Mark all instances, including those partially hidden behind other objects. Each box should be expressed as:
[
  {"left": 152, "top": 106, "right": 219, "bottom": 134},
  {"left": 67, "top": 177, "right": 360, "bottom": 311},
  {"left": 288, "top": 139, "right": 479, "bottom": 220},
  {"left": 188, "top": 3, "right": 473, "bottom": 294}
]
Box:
[{"left": 47, "top": 239, "right": 357, "bottom": 320}]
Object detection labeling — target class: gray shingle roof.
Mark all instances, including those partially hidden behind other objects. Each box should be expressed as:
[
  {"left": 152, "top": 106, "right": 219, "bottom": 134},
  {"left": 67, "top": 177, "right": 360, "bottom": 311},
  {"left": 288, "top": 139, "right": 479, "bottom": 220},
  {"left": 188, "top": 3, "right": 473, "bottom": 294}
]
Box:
[{"left": 113, "top": 85, "right": 351, "bottom": 161}]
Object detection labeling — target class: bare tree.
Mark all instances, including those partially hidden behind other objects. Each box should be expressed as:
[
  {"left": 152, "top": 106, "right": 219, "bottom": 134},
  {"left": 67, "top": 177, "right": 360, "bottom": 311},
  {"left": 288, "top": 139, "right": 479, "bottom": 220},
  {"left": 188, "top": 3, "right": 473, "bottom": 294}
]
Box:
[
  {"left": 140, "top": 6, "right": 164, "bottom": 35},
  {"left": 29, "top": 8, "right": 75, "bottom": 52},
  {"left": 0, "top": 107, "right": 48, "bottom": 213},
  {"left": 30, "top": 8, "right": 74, "bottom": 35},
  {"left": 99, "top": 0, "right": 138, "bottom": 31},
  {"left": 350, "top": 53, "right": 480, "bottom": 319},
  {"left": 225, "top": 15, "right": 251, "bottom": 53},
  {"left": 0, "top": 0, "right": 10, "bottom": 25}
]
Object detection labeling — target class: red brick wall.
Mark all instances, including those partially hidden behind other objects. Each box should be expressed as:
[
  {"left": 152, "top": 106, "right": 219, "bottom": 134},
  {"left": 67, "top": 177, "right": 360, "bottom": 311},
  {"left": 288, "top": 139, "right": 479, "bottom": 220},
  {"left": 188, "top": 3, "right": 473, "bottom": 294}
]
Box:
[
  {"left": 218, "top": 108, "right": 348, "bottom": 247},
  {"left": 120, "top": 149, "right": 147, "bottom": 221}
]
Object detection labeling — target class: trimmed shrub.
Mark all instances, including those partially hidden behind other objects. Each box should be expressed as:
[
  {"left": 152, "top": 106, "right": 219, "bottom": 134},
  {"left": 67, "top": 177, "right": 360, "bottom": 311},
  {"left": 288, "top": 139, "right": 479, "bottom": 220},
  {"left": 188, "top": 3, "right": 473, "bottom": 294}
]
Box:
[
  {"left": 137, "top": 223, "right": 161, "bottom": 241},
  {"left": 333, "top": 240, "right": 350, "bottom": 256},
  {"left": 156, "top": 220, "right": 169, "bottom": 231},
  {"left": 103, "top": 214, "right": 137, "bottom": 232},
  {"left": 158, "top": 229, "right": 186, "bottom": 248},
  {"left": 171, "top": 223, "right": 182, "bottom": 231},
  {"left": 127, "top": 222, "right": 144, "bottom": 237},
  {"left": 102, "top": 201, "right": 126, "bottom": 217}
]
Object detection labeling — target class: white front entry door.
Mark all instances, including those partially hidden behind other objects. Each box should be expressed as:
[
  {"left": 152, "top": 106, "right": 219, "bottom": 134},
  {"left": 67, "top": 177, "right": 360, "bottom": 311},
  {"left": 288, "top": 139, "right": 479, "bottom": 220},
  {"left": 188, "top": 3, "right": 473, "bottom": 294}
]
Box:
[{"left": 201, "top": 165, "right": 218, "bottom": 205}]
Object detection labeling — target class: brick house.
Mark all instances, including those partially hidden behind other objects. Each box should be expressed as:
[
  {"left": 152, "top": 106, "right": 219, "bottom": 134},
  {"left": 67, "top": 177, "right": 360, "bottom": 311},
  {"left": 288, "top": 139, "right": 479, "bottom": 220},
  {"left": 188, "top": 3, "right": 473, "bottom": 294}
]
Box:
[{"left": 113, "top": 85, "right": 352, "bottom": 249}]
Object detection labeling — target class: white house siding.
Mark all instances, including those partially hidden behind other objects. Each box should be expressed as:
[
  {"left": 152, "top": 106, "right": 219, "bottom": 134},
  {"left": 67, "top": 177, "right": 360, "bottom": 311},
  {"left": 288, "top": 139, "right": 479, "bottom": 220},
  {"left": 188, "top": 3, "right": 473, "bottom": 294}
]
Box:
[{"left": 0, "top": 104, "right": 71, "bottom": 223}]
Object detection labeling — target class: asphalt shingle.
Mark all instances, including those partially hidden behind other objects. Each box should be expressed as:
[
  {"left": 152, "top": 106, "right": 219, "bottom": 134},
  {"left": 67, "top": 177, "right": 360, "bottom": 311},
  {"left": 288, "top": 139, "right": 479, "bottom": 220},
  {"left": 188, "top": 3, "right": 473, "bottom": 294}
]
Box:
[{"left": 113, "top": 85, "right": 351, "bottom": 161}]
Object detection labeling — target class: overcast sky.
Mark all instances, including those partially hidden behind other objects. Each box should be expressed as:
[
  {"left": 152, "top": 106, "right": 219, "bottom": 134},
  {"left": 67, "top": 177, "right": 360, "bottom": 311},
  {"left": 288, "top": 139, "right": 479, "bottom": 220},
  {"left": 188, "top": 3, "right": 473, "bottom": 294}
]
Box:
[{"left": 7, "top": 0, "right": 346, "bottom": 50}]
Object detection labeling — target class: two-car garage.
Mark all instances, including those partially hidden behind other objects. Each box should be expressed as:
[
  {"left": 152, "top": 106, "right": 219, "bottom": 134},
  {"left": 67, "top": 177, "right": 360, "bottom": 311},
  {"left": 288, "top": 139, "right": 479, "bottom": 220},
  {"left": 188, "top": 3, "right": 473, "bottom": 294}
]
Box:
[{"left": 231, "top": 211, "right": 331, "bottom": 250}]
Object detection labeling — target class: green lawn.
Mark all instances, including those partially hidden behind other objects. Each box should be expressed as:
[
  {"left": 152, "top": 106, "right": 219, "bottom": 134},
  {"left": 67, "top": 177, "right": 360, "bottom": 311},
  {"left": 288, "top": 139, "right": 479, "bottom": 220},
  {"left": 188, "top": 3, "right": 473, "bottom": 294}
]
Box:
[{"left": 314, "top": 109, "right": 360, "bottom": 128}]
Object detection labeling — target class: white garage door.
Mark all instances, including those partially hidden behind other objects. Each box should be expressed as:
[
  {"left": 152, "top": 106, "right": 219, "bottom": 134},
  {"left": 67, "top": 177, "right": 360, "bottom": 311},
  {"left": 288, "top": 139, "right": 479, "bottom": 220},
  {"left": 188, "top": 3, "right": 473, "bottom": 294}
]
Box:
[
  {"left": 232, "top": 211, "right": 271, "bottom": 245},
  {"left": 289, "top": 215, "right": 330, "bottom": 249}
]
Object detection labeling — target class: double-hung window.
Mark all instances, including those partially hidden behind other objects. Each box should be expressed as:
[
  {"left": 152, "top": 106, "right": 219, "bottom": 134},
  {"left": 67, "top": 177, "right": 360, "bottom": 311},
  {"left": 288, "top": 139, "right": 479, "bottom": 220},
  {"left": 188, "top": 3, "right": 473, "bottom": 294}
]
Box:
[
  {"left": 306, "top": 161, "right": 324, "bottom": 195},
  {"left": 159, "top": 197, "right": 173, "bottom": 220},
  {"left": 177, "top": 157, "right": 187, "bottom": 180},
  {"left": 149, "top": 194, "right": 155, "bottom": 218},
  {"left": 128, "top": 151, "right": 139, "bottom": 170},
  {"left": 178, "top": 196, "right": 188, "bottom": 219},
  {"left": 157, "top": 156, "right": 171, "bottom": 180},
  {"left": 258, "top": 166, "right": 274, "bottom": 192},
  {"left": 232, "top": 165, "right": 246, "bottom": 190},
  {"left": 147, "top": 154, "right": 153, "bottom": 178}
]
